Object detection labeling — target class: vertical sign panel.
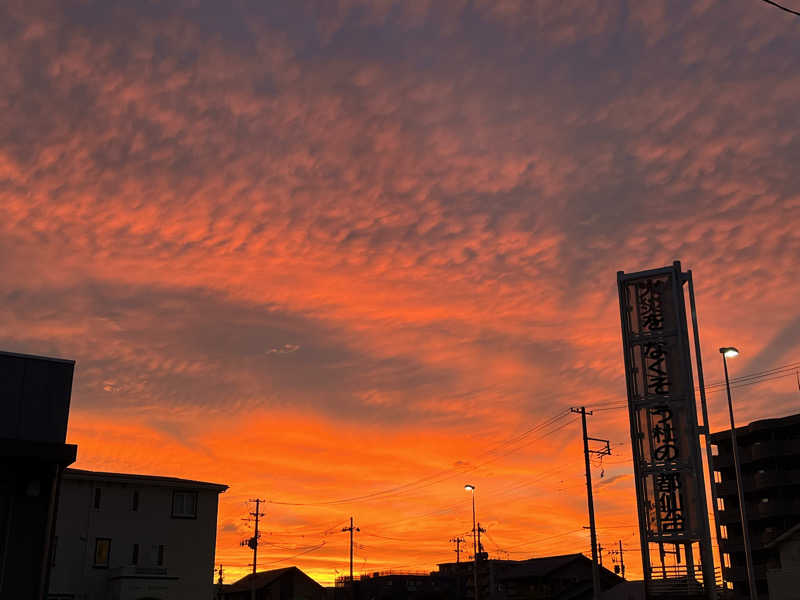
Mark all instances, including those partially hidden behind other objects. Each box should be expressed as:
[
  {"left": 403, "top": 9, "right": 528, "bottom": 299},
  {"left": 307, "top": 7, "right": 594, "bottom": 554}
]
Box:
[{"left": 618, "top": 263, "right": 715, "bottom": 596}]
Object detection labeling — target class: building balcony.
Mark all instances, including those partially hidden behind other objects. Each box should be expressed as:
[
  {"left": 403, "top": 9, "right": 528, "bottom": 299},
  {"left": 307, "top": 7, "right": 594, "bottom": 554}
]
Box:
[
  {"left": 754, "top": 469, "right": 800, "bottom": 488},
  {"left": 715, "top": 469, "right": 800, "bottom": 497},
  {"left": 109, "top": 566, "right": 178, "bottom": 600},
  {"left": 110, "top": 566, "right": 169, "bottom": 578}
]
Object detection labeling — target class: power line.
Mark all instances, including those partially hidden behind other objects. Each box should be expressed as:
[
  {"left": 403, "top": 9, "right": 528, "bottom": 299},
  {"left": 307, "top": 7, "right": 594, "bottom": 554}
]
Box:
[
  {"left": 268, "top": 410, "right": 572, "bottom": 507},
  {"left": 759, "top": 0, "right": 800, "bottom": 16},
  {"left": 588, "top": 361, "right": 800, "bottom": 413}
]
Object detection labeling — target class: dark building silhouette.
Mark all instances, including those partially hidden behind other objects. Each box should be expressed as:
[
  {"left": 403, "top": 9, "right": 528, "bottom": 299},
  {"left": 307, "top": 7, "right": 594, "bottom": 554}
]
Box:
[
  {"left": 437, "top": 553, "right": 623, "bottom": 600},
  {"left": 221, "top": 567, "right": 326, "bottom": 600},
  {"left": 0, "top": 350, "right": 78, "bottom": 600},
  {"left": 326, "top": 554, "right": 624, "bottom": 600},
  {"left": 711, "top": 412, "right": 800, "bottom": 599},
  {"left": 334, "top": 570, "right": 456, "bottom": 600}
]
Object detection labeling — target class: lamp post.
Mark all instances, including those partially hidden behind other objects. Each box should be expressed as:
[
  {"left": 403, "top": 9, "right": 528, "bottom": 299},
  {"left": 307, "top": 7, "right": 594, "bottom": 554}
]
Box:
[
  {"left": 719, "top": 347, "right": 757, "bottom": 600},
  {"left": 465, "top": 484, "right": 479, "bottom": 600}
]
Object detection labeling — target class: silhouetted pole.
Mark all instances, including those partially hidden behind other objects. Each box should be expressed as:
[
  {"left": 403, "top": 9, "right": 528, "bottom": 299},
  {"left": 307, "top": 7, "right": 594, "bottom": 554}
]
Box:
[
  {"left": 465, "top": 484, "right": 479, "bottom": 600},
  {"left": 571, "top": 407, "right": 609, "bottom": 600},
  {"left": 342, "top": 517, "right": 360, "bottom": 584},
  {"left": 451, "top": 536, "right": 465, "bottom": 563},
  {"left": 618, "top": 540, "right": 625, "bottom": 579},
  {"left": 248, "top": 499, "right": 264, "bottom": 600},
  {"left": 720, "top": 349, "right": 757, "bottom": 600},
  {"left": 687, "top": 271, "right": 723, "bottom": 598}
]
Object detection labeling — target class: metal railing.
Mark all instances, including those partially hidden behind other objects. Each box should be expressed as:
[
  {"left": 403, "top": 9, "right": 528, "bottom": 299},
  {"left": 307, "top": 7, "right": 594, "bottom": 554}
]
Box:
[{"left": 649, "top": 564, "right": 726, "bottom": 595}]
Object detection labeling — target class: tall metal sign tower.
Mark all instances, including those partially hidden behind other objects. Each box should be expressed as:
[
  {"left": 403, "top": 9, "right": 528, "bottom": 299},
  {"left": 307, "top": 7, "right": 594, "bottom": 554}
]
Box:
[{"left": 617, "top": 262, "right": 716, "bottom": 599}]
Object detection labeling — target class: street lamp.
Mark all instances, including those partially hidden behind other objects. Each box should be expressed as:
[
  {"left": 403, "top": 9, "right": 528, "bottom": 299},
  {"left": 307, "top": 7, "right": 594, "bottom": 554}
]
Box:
[
  {"left": 465, "top": 484, "right": 479, "bottom": 600},
  {"left": 719, "top": 346, "right": 757, "bottom": 600}
]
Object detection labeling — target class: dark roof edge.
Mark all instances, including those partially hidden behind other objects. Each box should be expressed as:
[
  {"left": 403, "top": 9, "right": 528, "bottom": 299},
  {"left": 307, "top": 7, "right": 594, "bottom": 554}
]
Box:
[
  {"left": 0, "top": 349, "right": 75, "bottom": 365},
  {"left": 65, "top": 468, "right": 228, "bottom": 492},
  {"left": 710, "top": 412, "right": 800, "bottom": 440}
]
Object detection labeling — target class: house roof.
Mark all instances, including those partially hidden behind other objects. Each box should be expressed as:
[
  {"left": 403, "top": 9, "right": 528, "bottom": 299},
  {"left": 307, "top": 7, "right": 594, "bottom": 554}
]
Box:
[
  {"left": 227, "top": 567, "right": 323, "bottom": 592},
  {"left": 495, "top": 553, "right": 586, "bottom": 580},
  {"left": 64, "top": 468, "right": 228, "bottom": 492}
]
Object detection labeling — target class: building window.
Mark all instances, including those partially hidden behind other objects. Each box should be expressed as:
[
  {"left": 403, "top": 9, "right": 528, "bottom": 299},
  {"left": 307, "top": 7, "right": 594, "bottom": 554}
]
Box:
[
  {"left": 714, "top": 471, "right": 722, "bottom": 483},
  {"left": 723, "top": 553, "right": 731, "bottom": 568},
  {"left": 720, "top": 525, "right": 728, "bottom": 540},
  {"left": 93, "top": 488, "right": 102, "bottom": 510},
  {"left": 132, "top": 543, "right": 139, "bottom": 565},
  {"left": 711, "top": 444, "right": 719, "bottom": 456},
  {"left": 131, "top": 490, "right": 140, "bottom": 512},
  {"left": 157, "top": 544, "right": 165, "bottom": 566},
  {"left": 93, "top": 538, "right": 111, "bottom": 568},
  {"left": 171, "top": 491, "right": 198, "bottom": 518},
  {"left": 716, "top": 497, "right": 725, "bottom": 511}
]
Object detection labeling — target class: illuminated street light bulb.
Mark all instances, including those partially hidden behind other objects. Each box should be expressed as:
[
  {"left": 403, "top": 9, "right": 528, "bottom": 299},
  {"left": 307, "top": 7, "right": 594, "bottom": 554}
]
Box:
[
  {"left": 464, "top": 484, "right": 475, "bottom": 492},
  {"left": 719, "top": 347, "right": 740, "bottom": 358}
]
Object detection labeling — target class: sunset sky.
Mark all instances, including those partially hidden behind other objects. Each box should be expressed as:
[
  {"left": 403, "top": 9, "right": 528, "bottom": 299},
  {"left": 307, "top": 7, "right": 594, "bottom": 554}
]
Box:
[{"left": 3, "top": 0, "right": 800, "bottom": 587}]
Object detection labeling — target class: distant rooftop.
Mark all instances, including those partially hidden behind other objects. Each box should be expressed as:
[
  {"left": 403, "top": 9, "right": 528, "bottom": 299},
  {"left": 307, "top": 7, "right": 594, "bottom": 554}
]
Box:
[
  {"left": 226, "top": 567, "right": 323, "bottom": 592},
  {"left": 65, "top": 468, "right": 228, "bottom": 492}
]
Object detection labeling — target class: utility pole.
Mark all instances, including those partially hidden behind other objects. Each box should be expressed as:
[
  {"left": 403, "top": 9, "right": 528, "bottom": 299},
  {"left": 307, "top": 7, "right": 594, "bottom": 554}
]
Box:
[
  {"left": 242, "top": 498, "right": 264, "bottom": 600},
  {"left": 477, "top": 523, "right": 486, "bottom": 557},
  {"left": 571, "top": 407, "right": 611, "bottom": 600},
  {"left": 342, "top": 517, "right": 360, "bottom": 584},
  {"left": 618, "top": 540, "right": 625, "bottom": 579},
  {"left": 598, "top": 543, "right": 604, "bottom": 567},
  {"left": 450, "top": 536, "right": 465, "bottom": 563}
]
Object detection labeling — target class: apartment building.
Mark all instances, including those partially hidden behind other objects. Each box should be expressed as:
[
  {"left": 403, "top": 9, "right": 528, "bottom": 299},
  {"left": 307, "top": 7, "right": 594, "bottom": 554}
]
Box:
[
  {"left": 711, "top": 412, "right": 800, "bottom": 599},
  {"left": 49, "top": 468, "right": 227, "bottom": 600}
]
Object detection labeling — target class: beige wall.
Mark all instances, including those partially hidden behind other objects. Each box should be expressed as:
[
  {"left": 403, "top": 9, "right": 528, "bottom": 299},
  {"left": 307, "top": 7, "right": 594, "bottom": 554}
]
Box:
[{"left": 49, "top": 475, "right": 221, "bottom": 600}]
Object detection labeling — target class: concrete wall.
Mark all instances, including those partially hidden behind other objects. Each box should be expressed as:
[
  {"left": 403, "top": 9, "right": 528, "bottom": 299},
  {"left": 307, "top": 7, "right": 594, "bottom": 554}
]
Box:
[
  {"left": 49, "top": 474, "right": 221, "bottom": 600},
  {"left": 767, "top": 536, "right": 800, "bottom": 600}
]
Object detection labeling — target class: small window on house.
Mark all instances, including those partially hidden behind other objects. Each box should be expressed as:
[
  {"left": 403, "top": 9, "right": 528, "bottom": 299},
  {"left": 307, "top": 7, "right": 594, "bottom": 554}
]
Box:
[
  {"left": 723, "top": 553, "right": 731, "bottom": 568},
  {"left": 131, "top": 490, "right": 139, "bottom": 512},
  {"left": 717, "top": 497, "right": 725, "bottom": 511},
  {"left": 132, "top": 543, "right": 139, "bottom": 565},
  {"left": 720, "top": 525, "right": 728, "bottom": 540},
  {"left": 761, "top": 497, "right": 769, "bottom": 503},
  {"left": 711, "top": 444, "right": 719, "bottom": 456},
  {"left": 714, "top": 471, "right": 722, "bottom": 483},
  {"left": 171, "top": 491, "right": 198, "bottom": 518},
  {"left": 93, "top": 538, "right": 111, "bottom": 568},
  {"left": 93, "top": 488, "right": 102, "bottom": 510},
  {"left": 157, "top": 544, "right": 165, "bottom": 566}
]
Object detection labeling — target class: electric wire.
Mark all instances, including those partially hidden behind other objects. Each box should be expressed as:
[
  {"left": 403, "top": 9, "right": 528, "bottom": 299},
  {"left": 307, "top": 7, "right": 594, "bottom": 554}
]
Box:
[
  {"left": 759, "top": 0, "right": 800, "bottom": 16},
  {"left": 268, "top": 410, "right": 572, "bottom": 507}
]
